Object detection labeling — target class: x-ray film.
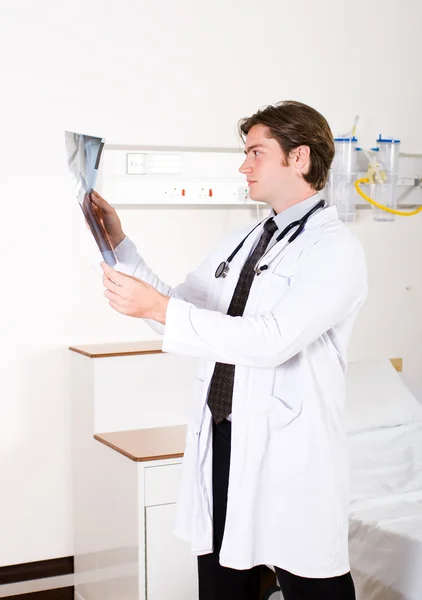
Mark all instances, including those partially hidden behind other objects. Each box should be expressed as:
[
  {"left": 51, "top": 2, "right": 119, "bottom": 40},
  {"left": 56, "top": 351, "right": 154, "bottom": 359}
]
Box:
[{"left": 65, "top": 130, "right": 117, "bottom": 266}]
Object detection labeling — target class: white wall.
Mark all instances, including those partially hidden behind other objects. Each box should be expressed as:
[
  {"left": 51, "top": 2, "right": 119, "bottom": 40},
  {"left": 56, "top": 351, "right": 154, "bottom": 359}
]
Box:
[{"left": 1, "top": 0, "right": 422, "bottom": 566}]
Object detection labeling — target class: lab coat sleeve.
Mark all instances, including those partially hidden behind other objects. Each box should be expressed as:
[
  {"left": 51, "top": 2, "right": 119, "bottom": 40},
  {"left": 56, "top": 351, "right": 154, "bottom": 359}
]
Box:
[
  {"left": 114, "top": 236, "right": 213, "bottom": 335},
  {"left": 162, "top": 235, "right": 367, "bottom": 368}
]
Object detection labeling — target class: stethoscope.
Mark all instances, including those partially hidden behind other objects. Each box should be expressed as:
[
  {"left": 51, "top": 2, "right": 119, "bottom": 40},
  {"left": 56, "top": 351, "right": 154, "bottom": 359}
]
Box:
[{"left": 215, "top": 199, "right": 325, "bottom": 279}]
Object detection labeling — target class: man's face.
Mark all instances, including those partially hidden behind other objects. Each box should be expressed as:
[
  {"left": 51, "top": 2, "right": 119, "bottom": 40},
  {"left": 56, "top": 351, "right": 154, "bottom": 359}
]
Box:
[{"left": 239, "top": 124, "right": 294, "bottom": 205}]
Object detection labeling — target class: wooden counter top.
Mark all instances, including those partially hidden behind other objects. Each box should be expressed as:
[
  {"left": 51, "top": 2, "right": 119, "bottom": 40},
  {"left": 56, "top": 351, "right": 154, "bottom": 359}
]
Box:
[
  {"left": 94, "top": 425, "right": 187, "bottom": 461},
  {"left": 70, "top": 343, "right": 403, "bottom": 376},
  {"left": 69, "top": 340, "right": 163, "bottom": 358}
]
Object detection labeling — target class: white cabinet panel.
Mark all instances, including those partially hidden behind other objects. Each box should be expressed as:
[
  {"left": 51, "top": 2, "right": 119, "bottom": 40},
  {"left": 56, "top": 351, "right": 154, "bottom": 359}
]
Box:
[
  {"left": 146, "top": 504, "right": 198, "bottom": 600},
  {"left": 144, "top": 463, "right": 182, "bottom": 507},
  {"left": 93, "top": 353, "right": 197, "bottom": 432}
]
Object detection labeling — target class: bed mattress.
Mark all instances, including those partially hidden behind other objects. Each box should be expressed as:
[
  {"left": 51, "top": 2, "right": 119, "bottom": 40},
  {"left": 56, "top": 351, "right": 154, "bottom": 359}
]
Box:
[{"left": 348, "top": 422, "right": 422, "bottom": 599}]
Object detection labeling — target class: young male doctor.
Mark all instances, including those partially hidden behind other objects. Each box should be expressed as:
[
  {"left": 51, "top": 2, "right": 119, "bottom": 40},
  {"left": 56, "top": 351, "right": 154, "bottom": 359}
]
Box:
[{"left": 93, "top": 100, "right": 367, "bottom": 600}]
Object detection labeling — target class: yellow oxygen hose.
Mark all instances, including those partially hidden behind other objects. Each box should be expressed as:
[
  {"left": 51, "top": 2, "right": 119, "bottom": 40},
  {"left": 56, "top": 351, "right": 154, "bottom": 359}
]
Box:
[{"left": 355, "top": 178, "right": 422, "bottom": 216}]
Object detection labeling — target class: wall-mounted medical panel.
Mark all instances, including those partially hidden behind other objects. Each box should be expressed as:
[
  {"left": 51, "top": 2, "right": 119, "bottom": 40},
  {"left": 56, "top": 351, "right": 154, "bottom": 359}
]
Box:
[
  {"left": 98, "top": 146, "right": 259, "bottom": 206},
  {"left": 98, "top": 144, "right": 422, "bottom": 210}
]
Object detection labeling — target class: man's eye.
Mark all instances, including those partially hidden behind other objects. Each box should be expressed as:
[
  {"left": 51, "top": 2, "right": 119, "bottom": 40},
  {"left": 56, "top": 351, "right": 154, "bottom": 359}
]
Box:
[{"left": 253, "top": 150, "right": 261, "bottom": 156}]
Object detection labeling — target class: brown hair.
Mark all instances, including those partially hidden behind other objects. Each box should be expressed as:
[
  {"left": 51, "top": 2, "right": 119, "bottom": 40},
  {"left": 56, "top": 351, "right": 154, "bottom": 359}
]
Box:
[{"left": 239, "top": 101, "right": 334, "bottom": 191}]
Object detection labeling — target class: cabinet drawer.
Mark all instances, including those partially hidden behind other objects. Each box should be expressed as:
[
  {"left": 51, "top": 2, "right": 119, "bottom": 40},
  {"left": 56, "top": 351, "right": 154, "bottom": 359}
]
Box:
[{"left": 144, "top": 463, "right": 182, "bottom": 506}]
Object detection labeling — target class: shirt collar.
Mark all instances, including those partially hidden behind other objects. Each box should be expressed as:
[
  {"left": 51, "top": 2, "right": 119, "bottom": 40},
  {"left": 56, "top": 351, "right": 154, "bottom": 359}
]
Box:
[{"left": 270, "top": 191, "right": 324, "bottom": 233}]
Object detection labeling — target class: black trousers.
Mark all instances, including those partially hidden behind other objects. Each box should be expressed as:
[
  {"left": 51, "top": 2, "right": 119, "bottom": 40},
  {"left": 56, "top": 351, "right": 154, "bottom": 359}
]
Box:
[{"left": 197, "top": 419, "right": 356, "bottom": 600}]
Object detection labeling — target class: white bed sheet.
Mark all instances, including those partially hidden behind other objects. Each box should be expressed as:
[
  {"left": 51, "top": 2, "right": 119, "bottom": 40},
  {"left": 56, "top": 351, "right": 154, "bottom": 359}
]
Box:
[{"left": 348, "top": 422, "right": 422, "bottom": 600}]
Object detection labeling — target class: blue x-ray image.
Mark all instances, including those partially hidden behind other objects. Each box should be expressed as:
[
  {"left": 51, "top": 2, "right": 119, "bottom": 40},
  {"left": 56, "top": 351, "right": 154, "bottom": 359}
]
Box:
[{"left": 65, "top": 130, "right": 117, "bottom": 266}]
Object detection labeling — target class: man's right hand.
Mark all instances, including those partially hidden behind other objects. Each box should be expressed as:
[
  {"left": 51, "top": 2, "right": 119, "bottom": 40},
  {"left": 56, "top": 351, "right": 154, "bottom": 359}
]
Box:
[{"left": 90, "top": 190, "right": 126, "bottom": 249}]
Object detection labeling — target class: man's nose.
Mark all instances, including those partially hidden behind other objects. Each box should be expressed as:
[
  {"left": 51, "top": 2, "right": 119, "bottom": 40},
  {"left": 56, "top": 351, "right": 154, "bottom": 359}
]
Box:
[{"left": 239, "top": 159, "right": 252, "bottom": 174}]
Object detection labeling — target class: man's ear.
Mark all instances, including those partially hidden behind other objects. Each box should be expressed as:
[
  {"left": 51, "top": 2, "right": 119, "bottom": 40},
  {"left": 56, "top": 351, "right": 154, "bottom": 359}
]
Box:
[{"left": 291, "top": 145, "right": 311, "bottom": 173}]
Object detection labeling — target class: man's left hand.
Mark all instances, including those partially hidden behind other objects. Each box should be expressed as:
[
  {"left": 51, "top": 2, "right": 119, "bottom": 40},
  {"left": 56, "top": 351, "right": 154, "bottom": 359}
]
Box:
[{"left": 101, "top": 262, "right": 169, "bottom": 324}]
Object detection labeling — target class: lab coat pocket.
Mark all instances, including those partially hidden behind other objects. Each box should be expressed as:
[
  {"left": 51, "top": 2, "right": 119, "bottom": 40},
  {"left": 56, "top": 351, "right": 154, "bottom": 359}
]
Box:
[
  {"left": 268, "top": 366, "right": 304, "bottom": 430},
  {"left": 267, "top": 365, "right": 309, "bottom": 467},
  {"left": 259, "top": 270, "right": 293, "bottom": 313},
  {"left": 271, "top": 269, "right": 294, "bottom": 285},
  {"left": 271, "top": 252, "right": 295, "bottom": 279}
]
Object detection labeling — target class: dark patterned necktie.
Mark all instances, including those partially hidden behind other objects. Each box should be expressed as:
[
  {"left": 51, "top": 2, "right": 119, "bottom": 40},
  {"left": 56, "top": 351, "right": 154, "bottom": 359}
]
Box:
[{"left": 207, "top": 218, "right": 278, "bottom": 423}]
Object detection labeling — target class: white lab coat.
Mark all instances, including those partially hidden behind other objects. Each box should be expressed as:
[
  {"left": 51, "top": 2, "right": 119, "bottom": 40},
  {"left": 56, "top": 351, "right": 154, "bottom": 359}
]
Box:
[{"left": 114, "top": 205, "right": 367, "bottom": 578}]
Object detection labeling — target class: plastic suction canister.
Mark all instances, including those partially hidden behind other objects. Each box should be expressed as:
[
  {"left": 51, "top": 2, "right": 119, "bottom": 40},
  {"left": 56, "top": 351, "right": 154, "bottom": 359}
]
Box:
[
  {"left": 355, "top": 135, "right": 422, "bottom": 218},
  {"left": 328, "top": 136, "right": 358, "bottom": 222}
]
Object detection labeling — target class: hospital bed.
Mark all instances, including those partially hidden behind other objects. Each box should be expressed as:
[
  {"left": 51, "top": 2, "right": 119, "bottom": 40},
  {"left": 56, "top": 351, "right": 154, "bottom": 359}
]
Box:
[
  {"left": 263, "top": 356, "right": 422, "bottom": 600},
  {"left": 346, "top": 357, "right": 422, "bottom": 600}
]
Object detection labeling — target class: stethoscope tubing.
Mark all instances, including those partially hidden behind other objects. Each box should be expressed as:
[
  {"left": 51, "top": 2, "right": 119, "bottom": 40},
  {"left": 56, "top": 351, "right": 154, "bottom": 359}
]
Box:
[{"left": 215, "top": 199, "right": 325, "bottom": 279}]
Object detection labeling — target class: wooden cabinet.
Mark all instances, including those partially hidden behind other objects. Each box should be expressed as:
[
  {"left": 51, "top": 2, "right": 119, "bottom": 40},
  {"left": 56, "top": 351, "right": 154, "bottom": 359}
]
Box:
[{"left": 70, "top": 342, "right": 197, "bottom": 600}]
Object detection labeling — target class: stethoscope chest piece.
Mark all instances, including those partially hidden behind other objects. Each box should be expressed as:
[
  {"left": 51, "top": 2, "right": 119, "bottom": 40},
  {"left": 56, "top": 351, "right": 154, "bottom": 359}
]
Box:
[{"left": 215, "top": 261, "right": 230, "bottom": 279}]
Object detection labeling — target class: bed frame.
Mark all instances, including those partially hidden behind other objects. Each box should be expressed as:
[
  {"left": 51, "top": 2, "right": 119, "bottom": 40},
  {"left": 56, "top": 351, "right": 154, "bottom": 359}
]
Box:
[{"left": 390, "top": 358, "right": 402, "bottom": 372}]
